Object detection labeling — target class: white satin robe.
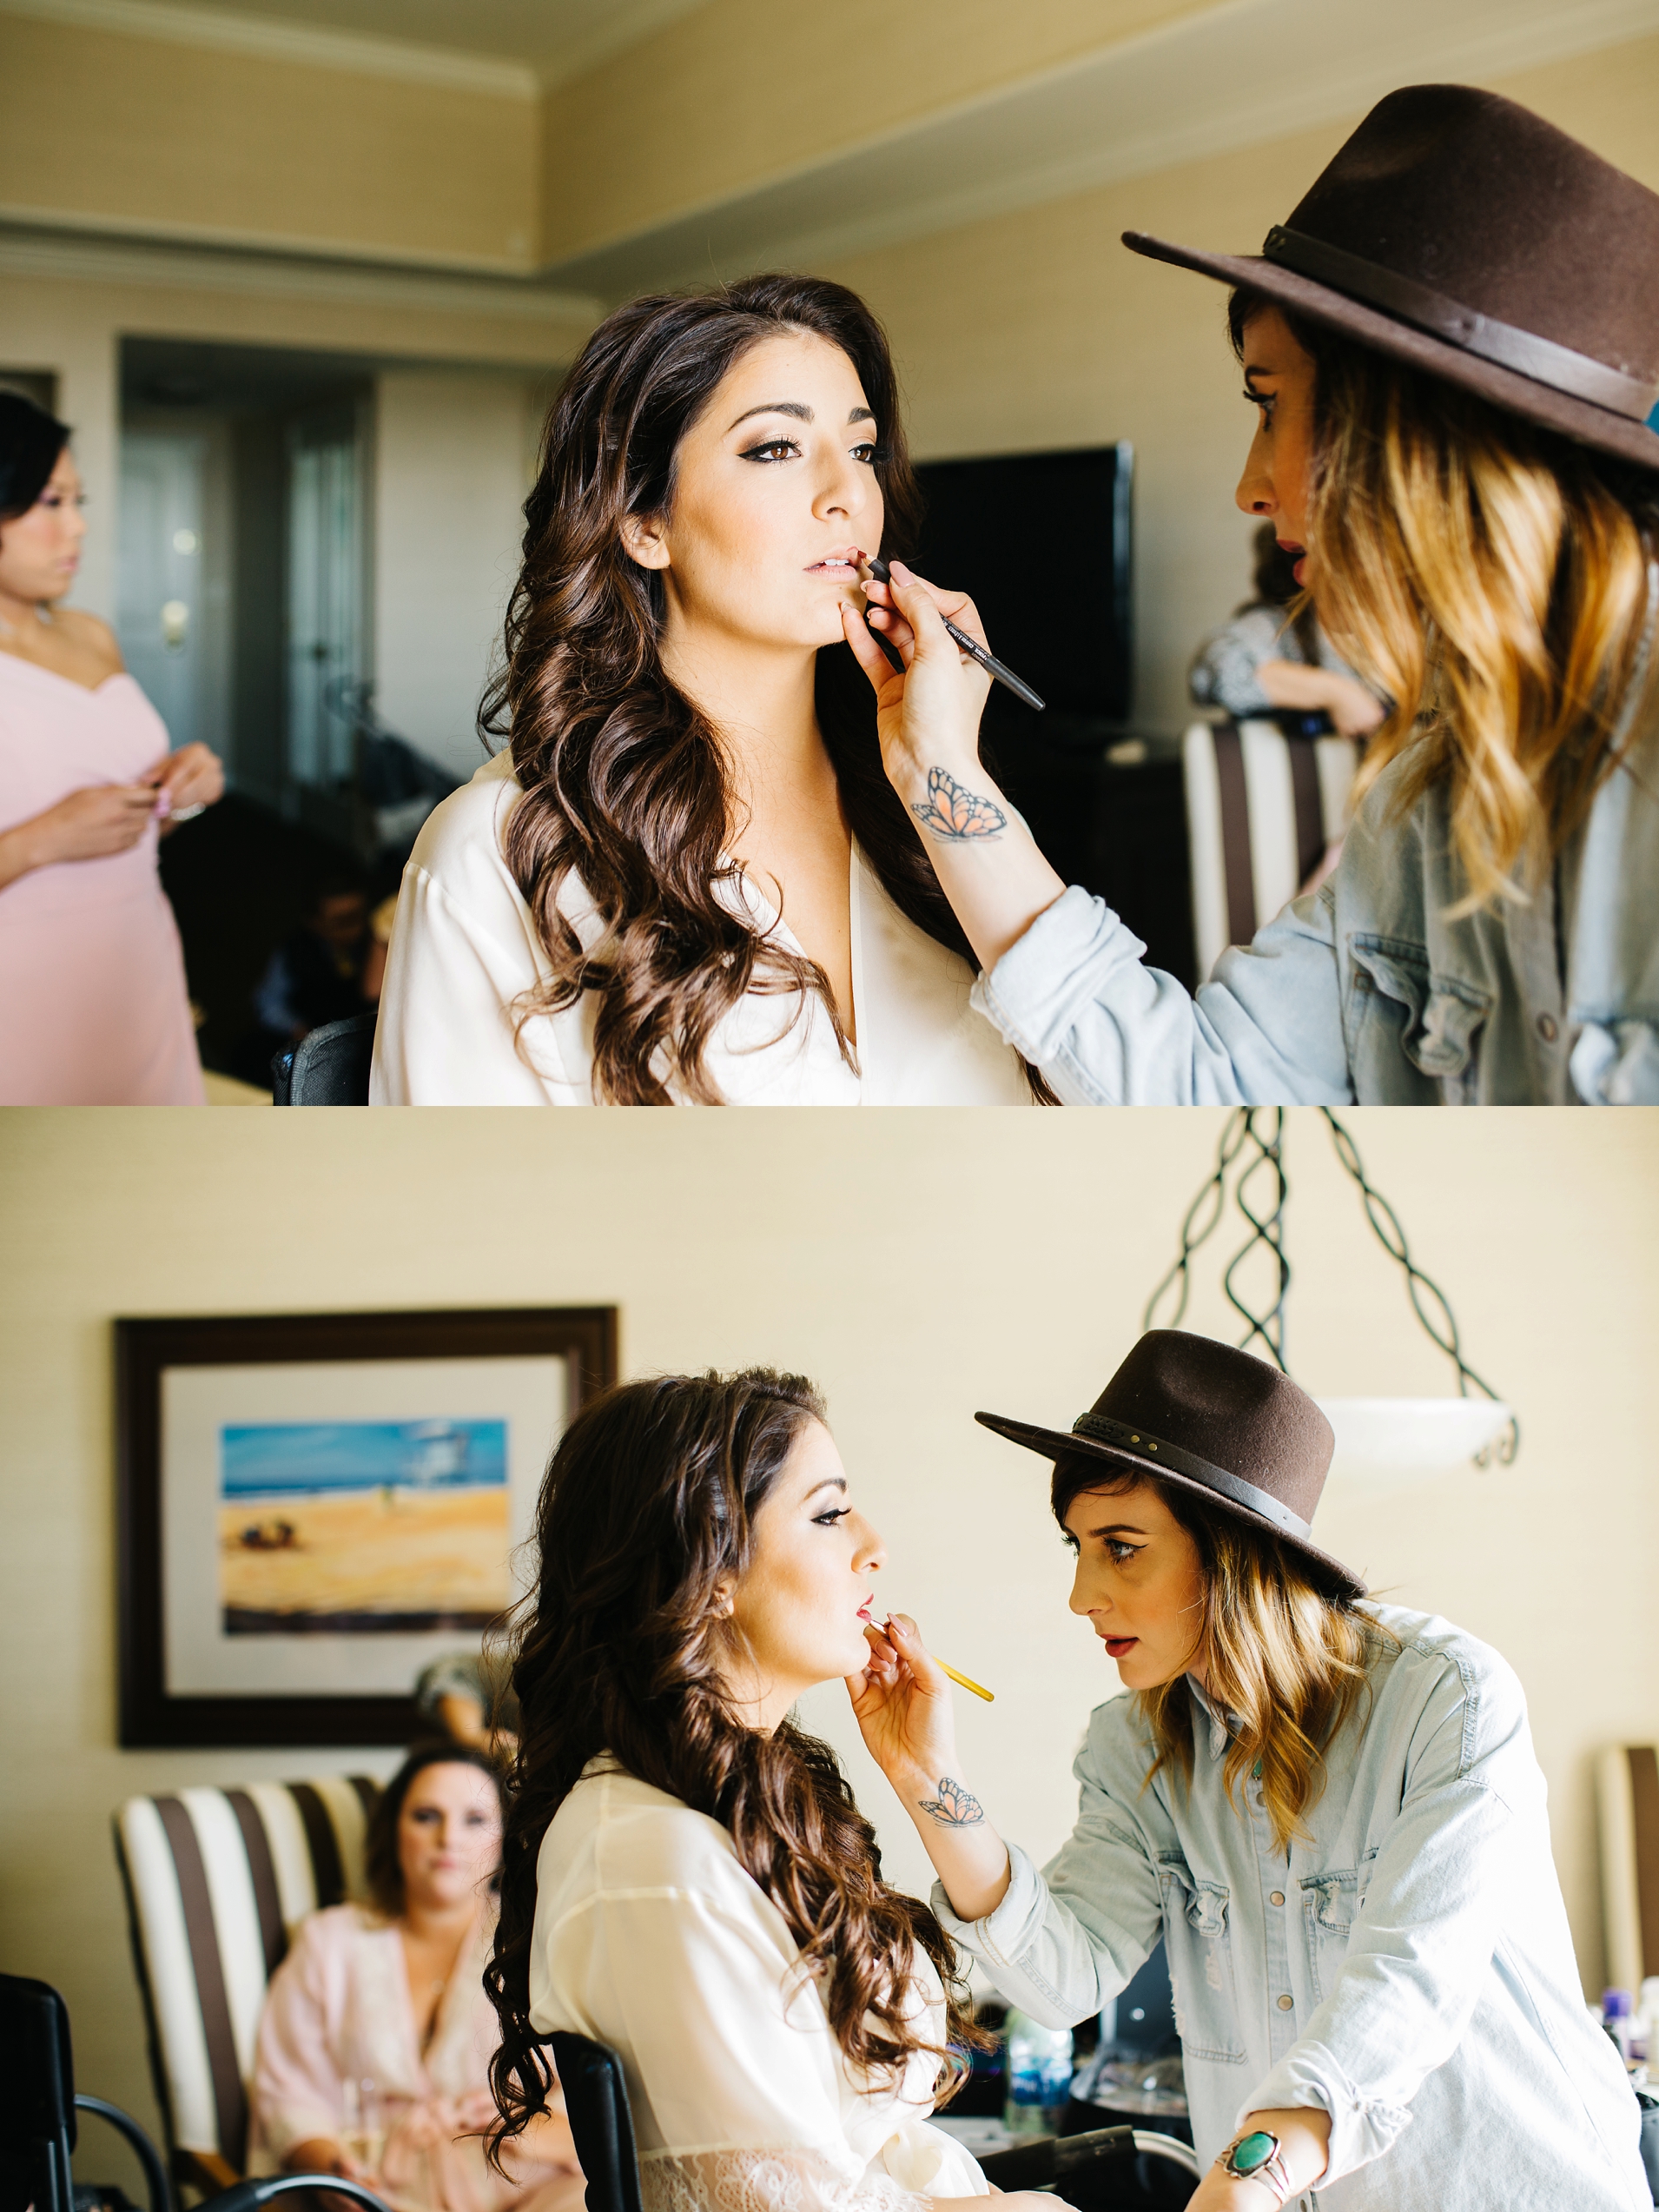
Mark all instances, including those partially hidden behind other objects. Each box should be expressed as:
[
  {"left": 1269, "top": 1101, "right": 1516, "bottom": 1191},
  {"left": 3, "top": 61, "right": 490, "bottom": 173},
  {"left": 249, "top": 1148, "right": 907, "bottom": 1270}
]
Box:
[
  {"left": 526, "top": 1765, "right": 989, "bottom": 2212},
  {"left": 370, "top": 752, "right": 1031, "bottom": 1105}
]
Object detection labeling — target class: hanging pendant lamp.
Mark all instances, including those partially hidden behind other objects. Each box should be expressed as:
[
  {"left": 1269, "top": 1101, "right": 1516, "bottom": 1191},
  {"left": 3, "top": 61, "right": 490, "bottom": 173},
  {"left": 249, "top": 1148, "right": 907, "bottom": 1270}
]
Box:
[{"left": 1145, "top": 1110, "right": 1517, "bottom": 1482}]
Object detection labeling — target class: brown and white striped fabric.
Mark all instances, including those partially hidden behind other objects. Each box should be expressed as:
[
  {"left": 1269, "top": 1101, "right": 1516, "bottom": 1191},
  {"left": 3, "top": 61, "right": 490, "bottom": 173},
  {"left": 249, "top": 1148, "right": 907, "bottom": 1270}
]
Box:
[
  {"left": 1182, "top": 719, "right": 1360, "bottom": 980},
  {"left": 1598, "top": 1746, "right": 1659, "bottom": 1997},
  {"left": 116, "top": 1776, "right": 381, "bottom": 2177}
]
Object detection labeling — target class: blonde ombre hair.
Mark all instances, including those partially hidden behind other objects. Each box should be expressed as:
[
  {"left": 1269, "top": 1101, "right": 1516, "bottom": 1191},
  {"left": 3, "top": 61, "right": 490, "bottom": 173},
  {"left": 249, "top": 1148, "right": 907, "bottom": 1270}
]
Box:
[
  {"left": 1055, "top": 1460, "right": 1394, "bottom": 1853},
  {"left": 1231, "top": 292, "right": 1659, "bottom": 913}
]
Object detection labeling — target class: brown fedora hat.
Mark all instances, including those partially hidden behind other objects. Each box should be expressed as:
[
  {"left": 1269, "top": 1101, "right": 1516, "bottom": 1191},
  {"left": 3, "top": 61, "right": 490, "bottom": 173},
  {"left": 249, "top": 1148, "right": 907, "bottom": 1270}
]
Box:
[
  {"left": 1122, "top": 83, "right": 1659, "bottom": 472},
  {"left": 977, "top": 1330, "right": 1364, "bottom": 1599}
]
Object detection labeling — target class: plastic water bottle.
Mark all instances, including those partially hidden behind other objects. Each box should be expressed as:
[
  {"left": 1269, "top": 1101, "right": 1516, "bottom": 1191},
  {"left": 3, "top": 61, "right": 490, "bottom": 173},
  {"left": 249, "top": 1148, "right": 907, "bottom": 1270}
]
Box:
[
  {"left": 1604, "top": 1988, "right": 1639, "bottom": 2064},
  {"left": 1003, "top": 2009, "right": 1074, "bottom": 2138}
]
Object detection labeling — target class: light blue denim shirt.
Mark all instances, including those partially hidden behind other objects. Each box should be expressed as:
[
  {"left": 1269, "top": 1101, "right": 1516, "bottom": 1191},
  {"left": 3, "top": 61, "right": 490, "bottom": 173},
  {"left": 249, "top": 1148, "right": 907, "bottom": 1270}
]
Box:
[
  {"left": 935, "top": 1606, "right": 1647, "bottom": 2211},
  {"left": 970, "top": 586, "right": 1659, "bottom": 1104}
]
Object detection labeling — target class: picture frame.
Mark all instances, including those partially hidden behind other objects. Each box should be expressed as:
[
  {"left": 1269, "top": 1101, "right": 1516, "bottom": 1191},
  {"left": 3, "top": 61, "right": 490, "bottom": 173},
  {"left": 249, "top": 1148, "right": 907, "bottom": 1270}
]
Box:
[{"left": 116, "top": 1306, "right": 618, "bottom": 1747}]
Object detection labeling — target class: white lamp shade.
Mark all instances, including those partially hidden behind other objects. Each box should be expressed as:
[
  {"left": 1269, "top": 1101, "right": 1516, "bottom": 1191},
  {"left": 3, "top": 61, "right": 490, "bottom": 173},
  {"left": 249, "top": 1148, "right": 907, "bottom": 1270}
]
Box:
[{"left": 1316, "top": 1397, "right": 1514, "bottom": 1482}]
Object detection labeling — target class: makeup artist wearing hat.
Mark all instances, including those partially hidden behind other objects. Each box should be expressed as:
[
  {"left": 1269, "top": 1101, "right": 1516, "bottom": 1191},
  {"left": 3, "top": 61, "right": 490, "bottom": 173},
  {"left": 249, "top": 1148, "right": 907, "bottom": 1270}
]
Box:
[
  {"left": 853, "top": 1333, "right": 1649, "bottom": 2210},
  {"left": 849, "top": 86, "right": 1659, "bottom": 1104}
]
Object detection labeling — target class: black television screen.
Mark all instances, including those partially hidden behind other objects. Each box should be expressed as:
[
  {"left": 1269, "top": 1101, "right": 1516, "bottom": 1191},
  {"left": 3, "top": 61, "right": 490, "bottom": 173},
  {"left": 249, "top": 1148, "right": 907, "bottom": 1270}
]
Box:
[{"left": 908, "top": 441, "right": 1133, "bottom": 729}]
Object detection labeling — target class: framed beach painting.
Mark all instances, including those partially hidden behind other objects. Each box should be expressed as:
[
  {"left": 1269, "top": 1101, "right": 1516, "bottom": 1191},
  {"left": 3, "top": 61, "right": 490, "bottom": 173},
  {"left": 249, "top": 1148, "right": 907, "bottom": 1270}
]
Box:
[{"left": 116, "top": 1307, "right": 617, "bottom": 1746}]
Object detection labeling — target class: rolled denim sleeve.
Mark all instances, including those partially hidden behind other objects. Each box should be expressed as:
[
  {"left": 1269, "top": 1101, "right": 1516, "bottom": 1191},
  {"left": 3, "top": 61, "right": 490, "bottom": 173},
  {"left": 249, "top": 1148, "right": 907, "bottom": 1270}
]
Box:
[
  {"left": 1242, "top": 1656, "right": 1533, "bottom": 2187},
  {"left": 969, "top": 884, "right": 1353, "bottom": 1105},
  {"left": 932, "top": 1743, "right": 1165, "bottom": 2029}
]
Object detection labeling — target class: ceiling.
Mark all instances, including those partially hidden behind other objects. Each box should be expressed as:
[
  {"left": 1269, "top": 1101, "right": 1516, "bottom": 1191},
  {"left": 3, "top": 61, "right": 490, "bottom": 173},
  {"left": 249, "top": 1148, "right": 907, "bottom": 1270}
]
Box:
[
  {"left": 536, "top": 0, "right": 1659, "bottom": 292},
  {"left": 147, "top": 0, "right": 709, "bottom": 82}
]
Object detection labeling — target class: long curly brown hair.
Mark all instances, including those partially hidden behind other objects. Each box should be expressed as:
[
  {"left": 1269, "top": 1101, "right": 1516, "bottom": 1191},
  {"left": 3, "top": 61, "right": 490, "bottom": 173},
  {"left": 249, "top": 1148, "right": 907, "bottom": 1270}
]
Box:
[
  {"left": 481, "top": 273, "right": 1041, "bottom": 1103},
  {"left": 485, "top": 1368, "right": 979, "bottom": 2163}
]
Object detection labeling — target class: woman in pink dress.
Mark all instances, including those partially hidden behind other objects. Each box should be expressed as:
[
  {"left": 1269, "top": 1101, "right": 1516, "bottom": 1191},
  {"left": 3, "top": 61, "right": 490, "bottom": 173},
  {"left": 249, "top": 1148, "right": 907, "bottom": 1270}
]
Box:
[
  {"left": 0, "top": 392, "right": 222, "bottom": 1103},
  {"left": 250, "top": 1743, "right": 584, "bottom": 2212}
]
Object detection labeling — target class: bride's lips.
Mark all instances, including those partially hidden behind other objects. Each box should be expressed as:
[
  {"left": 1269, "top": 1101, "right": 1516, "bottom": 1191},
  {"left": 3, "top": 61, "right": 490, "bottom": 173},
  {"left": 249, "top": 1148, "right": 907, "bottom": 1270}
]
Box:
[
  {"left": 806, "top": 547, "right": 864, "bottom": 576},
  {"left": 1104, "top": 1636, "right": 1138, "bottom": 1659}
]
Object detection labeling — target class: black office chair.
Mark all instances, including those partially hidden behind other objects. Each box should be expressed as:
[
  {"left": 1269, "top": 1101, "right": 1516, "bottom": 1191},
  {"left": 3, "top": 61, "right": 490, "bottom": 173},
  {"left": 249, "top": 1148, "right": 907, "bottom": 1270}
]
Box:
[
  {"left": 0, "top": 1975, "right": 393, "bottom": 2212},
  {"left": 549, "top": 2031, "right": 1197, "bottom": 2212},
  {"left": 549, "top": 2036, "right": 642, "bottom": 2212},
  {"left": 271, "top": 1012, "right": 376, "bottom": 1105}
]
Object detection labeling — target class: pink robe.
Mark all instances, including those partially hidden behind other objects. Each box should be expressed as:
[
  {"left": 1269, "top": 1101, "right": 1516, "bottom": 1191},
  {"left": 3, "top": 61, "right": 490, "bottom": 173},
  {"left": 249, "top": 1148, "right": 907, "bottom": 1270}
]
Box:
[
  {"left": 250, "top": 1904, "right": 582, "bottom": 2212},
  {"left": 0, "top": 652, "right": 202, "bottom": 1103}
]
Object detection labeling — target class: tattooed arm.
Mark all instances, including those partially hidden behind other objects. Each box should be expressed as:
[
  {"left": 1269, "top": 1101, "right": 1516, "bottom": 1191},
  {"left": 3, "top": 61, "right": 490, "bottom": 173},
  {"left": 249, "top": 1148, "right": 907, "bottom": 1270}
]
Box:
[
  {"left": 841, "top": 569, "right": 1067, "bottom": 973},
  {"left": 847, "top": 1613, "right": 1015, "bottom": 1922}
]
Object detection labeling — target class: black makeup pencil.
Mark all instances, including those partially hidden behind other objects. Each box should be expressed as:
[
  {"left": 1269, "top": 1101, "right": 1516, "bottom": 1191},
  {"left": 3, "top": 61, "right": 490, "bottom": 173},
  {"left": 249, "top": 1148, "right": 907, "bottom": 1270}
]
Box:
[{"left": 866, "top": 556, "right": 1046, "bottom": 712}]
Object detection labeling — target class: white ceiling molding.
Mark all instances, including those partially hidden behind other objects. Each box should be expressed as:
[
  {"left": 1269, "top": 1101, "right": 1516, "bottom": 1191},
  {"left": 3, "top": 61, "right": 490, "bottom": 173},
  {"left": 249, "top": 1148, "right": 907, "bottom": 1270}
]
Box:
[
  {"left": 0, "top": 0, "right": 540, "bottom": 97},
  {"left": 0, "top": 219, "right": 600, "bottom": 329},
  {"left": 540, "top": 0, "right": 1659, "bottom": 295}
]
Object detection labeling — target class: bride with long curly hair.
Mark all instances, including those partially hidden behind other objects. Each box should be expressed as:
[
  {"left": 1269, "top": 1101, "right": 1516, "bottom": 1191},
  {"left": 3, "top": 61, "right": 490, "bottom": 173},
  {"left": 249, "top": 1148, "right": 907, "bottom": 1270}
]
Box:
[
  {"left": 483, "top": 1368, "right": 1051, "bottom": 2212},
  {"left": 370, "top": 275, "right": 1037, "bottom": 1105}
]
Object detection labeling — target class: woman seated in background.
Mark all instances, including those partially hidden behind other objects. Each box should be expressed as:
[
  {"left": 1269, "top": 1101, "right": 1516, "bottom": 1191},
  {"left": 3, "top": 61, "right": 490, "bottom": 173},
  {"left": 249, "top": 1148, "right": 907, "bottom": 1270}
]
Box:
[
  {"left": 1188, "top": 520, "right": 1384, "bottom": 743},
  {"left": 484, "top": 1368, "right": 1053, "bottom": 2212},
  {"left": 371, "top": 275, "right": 1036, "bottom": 1106},
  {"left": 0, "top": 392, "right": 223, "bottom": 1103},
  {"left": 251, "top": 1742, "right": 583, "bottom": 2212}
]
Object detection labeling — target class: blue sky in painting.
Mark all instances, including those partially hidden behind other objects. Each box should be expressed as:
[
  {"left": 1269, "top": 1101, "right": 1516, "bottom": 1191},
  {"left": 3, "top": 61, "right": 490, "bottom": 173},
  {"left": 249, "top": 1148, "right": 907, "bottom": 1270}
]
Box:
[{"left": 221, "top": 1419, "right": 508, "bottom": 1499}]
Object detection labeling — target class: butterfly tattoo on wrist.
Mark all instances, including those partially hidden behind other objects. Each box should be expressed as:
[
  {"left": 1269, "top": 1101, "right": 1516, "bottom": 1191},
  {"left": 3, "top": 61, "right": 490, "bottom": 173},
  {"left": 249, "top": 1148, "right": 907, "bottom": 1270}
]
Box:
[
  {"left": 911, "top": 765, "right": 1007, "bottom": 841},
  {"left": 918, "top": 1776, "right": 985, "bottom": 1827}
]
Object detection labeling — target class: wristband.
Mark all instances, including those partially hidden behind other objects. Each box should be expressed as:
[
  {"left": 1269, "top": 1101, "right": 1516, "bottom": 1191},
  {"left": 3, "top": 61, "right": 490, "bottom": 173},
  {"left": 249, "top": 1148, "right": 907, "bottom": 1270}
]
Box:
[{"left": 1216, "top": 2129, "right": 1292, "bottom": 2205}]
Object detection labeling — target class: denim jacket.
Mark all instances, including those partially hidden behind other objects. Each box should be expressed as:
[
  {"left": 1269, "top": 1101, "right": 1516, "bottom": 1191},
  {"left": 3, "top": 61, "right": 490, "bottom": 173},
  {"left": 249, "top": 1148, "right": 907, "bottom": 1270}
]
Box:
[
  {"left": 935, "top": 1608, "right": 1647, "bottom": 2211},
  {"left": 971, "top": 609, "right": 1659, "bottom": 1103}
]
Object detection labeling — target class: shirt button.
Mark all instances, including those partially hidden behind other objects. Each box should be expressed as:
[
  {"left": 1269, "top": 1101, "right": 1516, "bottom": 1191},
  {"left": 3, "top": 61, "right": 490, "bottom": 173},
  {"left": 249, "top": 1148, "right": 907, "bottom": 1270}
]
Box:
[
  {"left": 1277, "top": 1994, "right": 1294, "bottom": 2011},
  {"left": 1537, "top": 1013, "right": 1558, "bottom": 1042},
  {"left": 1270, "top": 1891, "right": 1286, "bottom": 1906}
]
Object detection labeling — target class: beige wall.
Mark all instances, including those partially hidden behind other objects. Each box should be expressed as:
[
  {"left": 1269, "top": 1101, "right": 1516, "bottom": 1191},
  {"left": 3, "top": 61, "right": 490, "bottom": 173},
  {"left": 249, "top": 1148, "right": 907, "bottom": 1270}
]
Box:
[
  {"left": 0, "top": 14, "right": 539, "bottom": 269},
  {"left": 1, "top": 1107, "right": 1656, "bottom": 2149},
  {"left": 817, "top": 31, "right": 1659, "bottom": 730},
  {"left": 373, "top": 367, "right": 545, "bottom": 778},
  {"left": 538, "top": 0, "right": 1208, "bottom": 262}
]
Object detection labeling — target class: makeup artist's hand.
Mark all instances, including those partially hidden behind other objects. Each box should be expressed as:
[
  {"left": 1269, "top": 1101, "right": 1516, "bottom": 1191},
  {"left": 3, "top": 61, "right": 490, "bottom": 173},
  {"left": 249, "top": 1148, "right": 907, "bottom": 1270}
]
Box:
[
  {"left": 843, "top": 562, "right": 992, "bottom": 795},
  {"left": 848, "top": 1612, "right": 962, "bottom": 1791},
  {"left": 841, "top": 565, "right": 1067, "bottom": 977},
  {"left": 851, "top": 1614, "right": 1015, "bottom": 1922}
]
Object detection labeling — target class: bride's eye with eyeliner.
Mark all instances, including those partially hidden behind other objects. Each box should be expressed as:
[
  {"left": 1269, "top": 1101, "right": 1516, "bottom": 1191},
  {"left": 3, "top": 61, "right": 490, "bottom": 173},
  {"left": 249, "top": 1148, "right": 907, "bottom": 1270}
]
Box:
[
  {"left": 738, "top": 436, "right": 801, "bottom": 463},
  {"left": 813, "top": 1506, "right": 850, "bottom": 1527}
]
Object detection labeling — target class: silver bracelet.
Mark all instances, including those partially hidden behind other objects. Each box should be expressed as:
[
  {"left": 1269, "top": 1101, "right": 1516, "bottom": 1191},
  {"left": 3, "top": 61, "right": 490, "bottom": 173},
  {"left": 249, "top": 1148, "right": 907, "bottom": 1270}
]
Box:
[{"left": 1215, "top": 2128, "right": 1292, "bottom": 2205}]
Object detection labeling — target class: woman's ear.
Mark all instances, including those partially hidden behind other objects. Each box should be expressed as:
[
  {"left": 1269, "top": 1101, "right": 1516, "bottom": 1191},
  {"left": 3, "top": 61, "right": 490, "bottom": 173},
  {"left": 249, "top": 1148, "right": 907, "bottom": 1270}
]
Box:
[{"left": 620, "top": 511, "right": 671, "bottom": 571}]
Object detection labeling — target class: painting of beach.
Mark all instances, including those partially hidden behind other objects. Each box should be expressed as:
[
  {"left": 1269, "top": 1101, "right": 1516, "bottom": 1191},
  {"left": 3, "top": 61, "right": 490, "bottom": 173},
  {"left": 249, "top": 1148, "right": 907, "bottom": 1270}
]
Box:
[{"left": 219, "top": 1418, "right": 511, "bottom": 1633}]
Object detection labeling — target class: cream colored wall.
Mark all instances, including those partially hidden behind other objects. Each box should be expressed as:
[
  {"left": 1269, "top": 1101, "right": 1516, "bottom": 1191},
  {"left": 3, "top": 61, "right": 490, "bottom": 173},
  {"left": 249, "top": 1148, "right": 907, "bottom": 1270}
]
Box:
[
  {"left": 538, "top": 0, "right": 1209, "bottom": 262},
  {"left": 0, "top": 14, "right": 539, "bottom": 268},
  {"left": 1, "top": 1108, "right": 1656, "bottom": 2146},
  {"left": 373, "top": 368, "right": 543, "bottom": 778},
  {"left": 817, "top": 31, "right": 1659, "bottom": 731}
]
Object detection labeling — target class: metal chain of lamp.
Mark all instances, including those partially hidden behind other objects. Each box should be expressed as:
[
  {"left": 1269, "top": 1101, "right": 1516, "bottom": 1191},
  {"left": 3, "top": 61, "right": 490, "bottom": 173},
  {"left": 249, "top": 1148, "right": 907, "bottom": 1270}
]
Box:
[{"left": 1143, "top": 1109, "right": 1518, "bottom": 1466}]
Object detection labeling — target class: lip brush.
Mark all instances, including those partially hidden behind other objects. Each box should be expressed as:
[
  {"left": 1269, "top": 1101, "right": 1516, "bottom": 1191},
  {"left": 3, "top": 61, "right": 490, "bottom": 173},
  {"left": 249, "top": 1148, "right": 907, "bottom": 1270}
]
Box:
[
  {"left": 865, "top": 556, "right": 1046, "bottom": 714},
  {"left": 879, "top": 1614, "right": 995, "bottom": 1702}
]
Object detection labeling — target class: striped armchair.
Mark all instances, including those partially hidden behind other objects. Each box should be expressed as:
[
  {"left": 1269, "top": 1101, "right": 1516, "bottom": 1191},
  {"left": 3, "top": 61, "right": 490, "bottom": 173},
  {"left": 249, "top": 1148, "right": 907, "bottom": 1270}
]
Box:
[
  {"left": 115, "top": 1776, "right": 382, "bottom": 2194},
  {"left": 1181, "top": 719, "right": 1359, "bottom": 980}
]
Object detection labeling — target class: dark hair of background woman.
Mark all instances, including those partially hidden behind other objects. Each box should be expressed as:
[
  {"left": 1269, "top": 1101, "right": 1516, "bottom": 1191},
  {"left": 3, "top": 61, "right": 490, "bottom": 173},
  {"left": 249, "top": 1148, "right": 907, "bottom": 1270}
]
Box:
[
  {"left": 0, "top": 392, "right": 71, "bottom": 527},
  {"left": 364, "top": 1738, "right": 504, "bottom": 1918},
  {"left": 485, "top": 1368, "right": 981, "bottom": 2164},
  {"left": 481, "top": 275, "right": 1048, "bottom": 1104}
]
